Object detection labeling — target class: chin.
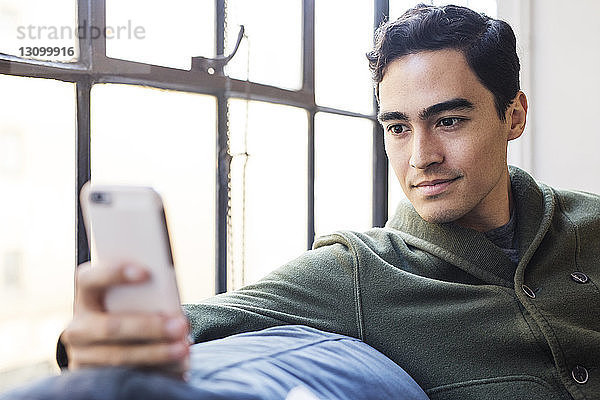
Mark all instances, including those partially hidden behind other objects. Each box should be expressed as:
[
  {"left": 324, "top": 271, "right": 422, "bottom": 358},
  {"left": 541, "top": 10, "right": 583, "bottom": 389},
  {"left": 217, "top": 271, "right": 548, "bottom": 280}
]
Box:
[{"left": 414, "top": 205, "right": 466, "bottom": 224}]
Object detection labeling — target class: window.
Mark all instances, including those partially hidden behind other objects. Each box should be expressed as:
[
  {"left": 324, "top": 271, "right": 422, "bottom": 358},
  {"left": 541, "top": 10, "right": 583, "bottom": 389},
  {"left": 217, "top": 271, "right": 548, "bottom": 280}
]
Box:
[
  {"left": 0, "top": 0, "right": 78, "bottom": 61},
  {"left": 315, "top": 113, "right": 373, "bottom": 236},
  {"left": 0, "top": 75, "right": 75, "bottom": 391},
  {"left": 225, "top": 0, "right": 302, "bottom": 90},
  {"left": 105, "top": 0, "right": 214, "bottom": 70},
  {"left": 90, "top": 84, "right": 217, "bottom": 302},
  {"left": 228, "top": 100, "right": 307, "bottom": 287},
  {"left": 315, "top": 0, "right": 374, "bottom": 114}
]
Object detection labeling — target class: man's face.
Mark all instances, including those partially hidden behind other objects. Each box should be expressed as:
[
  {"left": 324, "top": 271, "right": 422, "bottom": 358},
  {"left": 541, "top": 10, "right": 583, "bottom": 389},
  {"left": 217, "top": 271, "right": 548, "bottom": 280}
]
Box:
[{"left": 378, "top": 49, "right": 518, "bottom": 231}]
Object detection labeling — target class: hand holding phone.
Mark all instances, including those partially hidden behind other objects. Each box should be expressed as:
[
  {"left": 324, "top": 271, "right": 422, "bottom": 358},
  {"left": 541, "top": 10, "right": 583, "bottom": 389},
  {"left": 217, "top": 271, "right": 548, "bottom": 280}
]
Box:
[{"left": 60, "top": 183, "right": 189, "bottom": 376}]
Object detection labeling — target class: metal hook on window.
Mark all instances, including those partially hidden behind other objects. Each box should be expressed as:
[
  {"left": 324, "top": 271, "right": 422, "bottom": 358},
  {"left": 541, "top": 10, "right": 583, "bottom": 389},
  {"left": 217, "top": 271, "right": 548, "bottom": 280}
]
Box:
[{"left": 191, "top": 25, "right": 245, "bottom": 74}]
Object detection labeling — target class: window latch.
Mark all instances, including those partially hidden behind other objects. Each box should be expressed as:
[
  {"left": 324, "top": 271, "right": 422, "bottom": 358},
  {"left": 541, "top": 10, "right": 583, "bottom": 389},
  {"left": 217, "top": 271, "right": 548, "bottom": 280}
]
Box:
[{"left": 192, "top": 25, "right": 245, "bottom": 74}]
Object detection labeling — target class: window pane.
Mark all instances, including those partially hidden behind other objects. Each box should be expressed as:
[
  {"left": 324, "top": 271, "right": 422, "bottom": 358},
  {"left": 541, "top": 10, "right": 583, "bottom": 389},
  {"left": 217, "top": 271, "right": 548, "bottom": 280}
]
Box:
[
  {"left": 228, "top": 100, "right": 307, "bottom": 288},
  {"left": 105, "top": 0, "right": 214, "bottom": 70},
  {"left": 315, "top": 0, "right": 374, "bottom": 114},
  {"left": 225, "top": 0, "right": 302, "bottom": 90},
  {"left": 0, "top": 0, "right": 78, "bottom": 61},
  {"left": 390, "top": 0, "right": 497, "bottom": 19},
  {"left": 91, "top": 84, "right": 216, "bottom": 303},
  {"left": 0, "top": 75, "right": 75, "bottom": 390},
  {"left": 315, "top": 113, "right": 372, "bottom": 237}
]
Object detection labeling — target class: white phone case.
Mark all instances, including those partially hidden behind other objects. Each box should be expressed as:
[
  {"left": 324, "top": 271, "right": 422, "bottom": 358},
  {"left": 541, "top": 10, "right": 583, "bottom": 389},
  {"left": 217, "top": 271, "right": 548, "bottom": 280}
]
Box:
[{"left": 80, "top": 182, "right": 181, "bottom": 313}]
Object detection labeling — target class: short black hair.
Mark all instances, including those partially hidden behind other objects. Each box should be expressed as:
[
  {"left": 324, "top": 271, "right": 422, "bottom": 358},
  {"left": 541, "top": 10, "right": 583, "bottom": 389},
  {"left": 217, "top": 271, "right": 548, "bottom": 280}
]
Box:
[{"left": 367, "top": 4, "right": 520, "bottom": 121}]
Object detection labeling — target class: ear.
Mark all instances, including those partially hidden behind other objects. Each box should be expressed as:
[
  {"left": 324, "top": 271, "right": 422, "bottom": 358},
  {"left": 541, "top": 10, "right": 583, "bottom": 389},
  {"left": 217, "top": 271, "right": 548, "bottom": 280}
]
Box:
[{"left": 506, "top": 91, "right": 528, "bottom": 141}]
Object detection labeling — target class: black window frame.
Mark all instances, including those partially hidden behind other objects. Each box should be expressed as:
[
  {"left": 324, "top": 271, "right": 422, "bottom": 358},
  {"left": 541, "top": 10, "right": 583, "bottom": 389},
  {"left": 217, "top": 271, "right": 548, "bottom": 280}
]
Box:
[{"left": 0, "top": 0, "right": 390, "bottom": 294}]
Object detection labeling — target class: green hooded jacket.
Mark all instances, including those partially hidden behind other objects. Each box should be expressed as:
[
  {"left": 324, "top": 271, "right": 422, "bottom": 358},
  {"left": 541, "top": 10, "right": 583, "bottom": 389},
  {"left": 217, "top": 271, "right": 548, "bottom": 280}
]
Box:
[{"left": 185, "top": 166, "right": 599, "bottom": 400}]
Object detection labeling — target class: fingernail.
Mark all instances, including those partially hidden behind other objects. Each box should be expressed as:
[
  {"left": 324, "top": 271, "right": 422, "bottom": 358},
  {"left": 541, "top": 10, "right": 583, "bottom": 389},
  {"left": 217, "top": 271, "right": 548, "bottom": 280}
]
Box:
[
  {"left": 166, "top": 318, "right": 185, "bottom": 338},
  {"left": 124, "top": 266, "right": 144, "bottom": 281}
]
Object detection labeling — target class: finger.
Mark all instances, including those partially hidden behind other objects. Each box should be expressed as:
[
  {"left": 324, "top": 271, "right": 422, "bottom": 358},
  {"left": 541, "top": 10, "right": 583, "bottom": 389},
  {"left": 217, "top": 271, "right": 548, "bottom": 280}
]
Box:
[
  {"left": 68, "top": 339, "right": 189, "bottom": 368},
  {"left": 77, "top": 262, "right": 149, "bottom": 291},
  {"left": 63, "top": 313, "right": 188, "bottom": 346},
  {"left": 75, "top": 263, "right": 149, "bottom": 312}
]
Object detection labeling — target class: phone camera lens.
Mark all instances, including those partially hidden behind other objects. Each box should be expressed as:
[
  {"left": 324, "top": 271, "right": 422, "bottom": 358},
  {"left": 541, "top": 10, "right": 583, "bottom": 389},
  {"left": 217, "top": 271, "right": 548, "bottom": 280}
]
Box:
[{"left": 90, "top": 192, "right": 111, "bottom": 204}]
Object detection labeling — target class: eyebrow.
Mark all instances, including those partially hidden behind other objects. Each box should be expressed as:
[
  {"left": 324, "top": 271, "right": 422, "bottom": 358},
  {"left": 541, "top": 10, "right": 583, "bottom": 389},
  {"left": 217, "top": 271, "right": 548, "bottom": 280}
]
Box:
[
  {"left": 378, "top": 98, "right": 475, "bottom": 123},
  {"left": 377, "top": 110, "right": 409, "bottom": 122}
]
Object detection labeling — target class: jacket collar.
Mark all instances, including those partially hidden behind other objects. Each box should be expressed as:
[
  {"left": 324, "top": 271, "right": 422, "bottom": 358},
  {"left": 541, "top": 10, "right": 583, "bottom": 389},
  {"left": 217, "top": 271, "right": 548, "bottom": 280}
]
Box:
[{"left": 386, "top": 166, "right": 555, "bottom": 286}]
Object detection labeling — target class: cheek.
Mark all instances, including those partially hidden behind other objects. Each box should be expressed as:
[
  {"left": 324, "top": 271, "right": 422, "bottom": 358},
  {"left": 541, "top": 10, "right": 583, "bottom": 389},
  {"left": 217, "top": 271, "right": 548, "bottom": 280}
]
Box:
[
  {"left": 385, "top": 138, "right": 409, "bottom": 171},
  {"left": 449, "top": 128, "right": 507, "bottom": 179},
  {"left": 474, "top": 128, "right": 509, "bottom": 167},
  {"left": 385, "top": 139, "right": 413, "bottom": 194}
]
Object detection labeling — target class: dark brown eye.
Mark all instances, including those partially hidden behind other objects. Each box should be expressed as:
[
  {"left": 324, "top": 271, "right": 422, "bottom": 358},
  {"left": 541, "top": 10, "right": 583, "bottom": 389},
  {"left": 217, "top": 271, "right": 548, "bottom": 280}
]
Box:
[
  {"left": 440, "top": 118, "right": 457, "bottom": 127},
  {"left": 388, "top": 124, "right": 408, "bottom": 135}
]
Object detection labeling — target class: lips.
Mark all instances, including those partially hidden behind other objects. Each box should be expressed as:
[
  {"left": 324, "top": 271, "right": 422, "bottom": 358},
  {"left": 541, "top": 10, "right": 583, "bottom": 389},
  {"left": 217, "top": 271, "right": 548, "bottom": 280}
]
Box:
[{"left": 412, "top": 176, "right": 460, "bottom": 196}]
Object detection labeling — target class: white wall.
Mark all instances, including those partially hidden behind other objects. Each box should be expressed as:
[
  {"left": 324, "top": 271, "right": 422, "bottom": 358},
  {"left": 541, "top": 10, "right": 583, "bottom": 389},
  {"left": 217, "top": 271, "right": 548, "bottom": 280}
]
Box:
[{"left": 500, "top": 0, "right": 600, "bottom": 194}]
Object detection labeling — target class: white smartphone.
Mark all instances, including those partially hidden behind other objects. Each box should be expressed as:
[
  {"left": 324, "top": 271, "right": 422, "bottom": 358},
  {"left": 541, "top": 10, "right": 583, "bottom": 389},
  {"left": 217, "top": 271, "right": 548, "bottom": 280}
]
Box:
[{"left": 80, "top": 182, "right": 181, "bottom": 313}]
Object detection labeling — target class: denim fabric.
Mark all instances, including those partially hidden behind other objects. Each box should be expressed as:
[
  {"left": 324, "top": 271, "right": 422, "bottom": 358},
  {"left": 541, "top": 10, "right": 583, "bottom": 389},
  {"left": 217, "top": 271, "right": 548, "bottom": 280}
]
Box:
[{"left": 1, "top": 325, "right": 428, "bottom": 400}]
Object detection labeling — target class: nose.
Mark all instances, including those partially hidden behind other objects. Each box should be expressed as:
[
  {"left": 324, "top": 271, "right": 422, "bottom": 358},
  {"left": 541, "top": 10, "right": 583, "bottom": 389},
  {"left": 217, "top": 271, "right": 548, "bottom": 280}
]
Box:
[{"left": 408, "top": 131, "right": 443, "bottom": 169}]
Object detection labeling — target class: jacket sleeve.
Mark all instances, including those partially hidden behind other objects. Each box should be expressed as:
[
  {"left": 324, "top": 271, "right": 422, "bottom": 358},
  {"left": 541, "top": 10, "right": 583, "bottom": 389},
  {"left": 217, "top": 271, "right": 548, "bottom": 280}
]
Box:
[{"left": 184, "top": 240, "right": 362, "bottom": 343}]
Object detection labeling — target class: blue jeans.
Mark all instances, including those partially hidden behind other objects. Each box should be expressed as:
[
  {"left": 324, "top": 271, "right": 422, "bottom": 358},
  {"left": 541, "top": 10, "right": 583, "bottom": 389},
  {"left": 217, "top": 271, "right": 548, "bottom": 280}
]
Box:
[{"left": 1, "top": 325, "right": 429, "bottom": 400}]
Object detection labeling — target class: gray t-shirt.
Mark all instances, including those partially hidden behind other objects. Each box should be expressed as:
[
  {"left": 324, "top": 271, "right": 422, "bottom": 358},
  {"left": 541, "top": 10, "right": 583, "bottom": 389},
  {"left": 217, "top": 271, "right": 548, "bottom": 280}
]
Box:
[{"left": 484, "top": 208, "right": 519, "bottom": 265}]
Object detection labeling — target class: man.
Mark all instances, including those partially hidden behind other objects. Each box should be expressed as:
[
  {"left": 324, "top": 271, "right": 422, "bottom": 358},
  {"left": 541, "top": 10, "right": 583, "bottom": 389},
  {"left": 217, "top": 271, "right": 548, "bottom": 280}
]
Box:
[{"left": 7, "top": 4, "right": 600, "bottom": 400}]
